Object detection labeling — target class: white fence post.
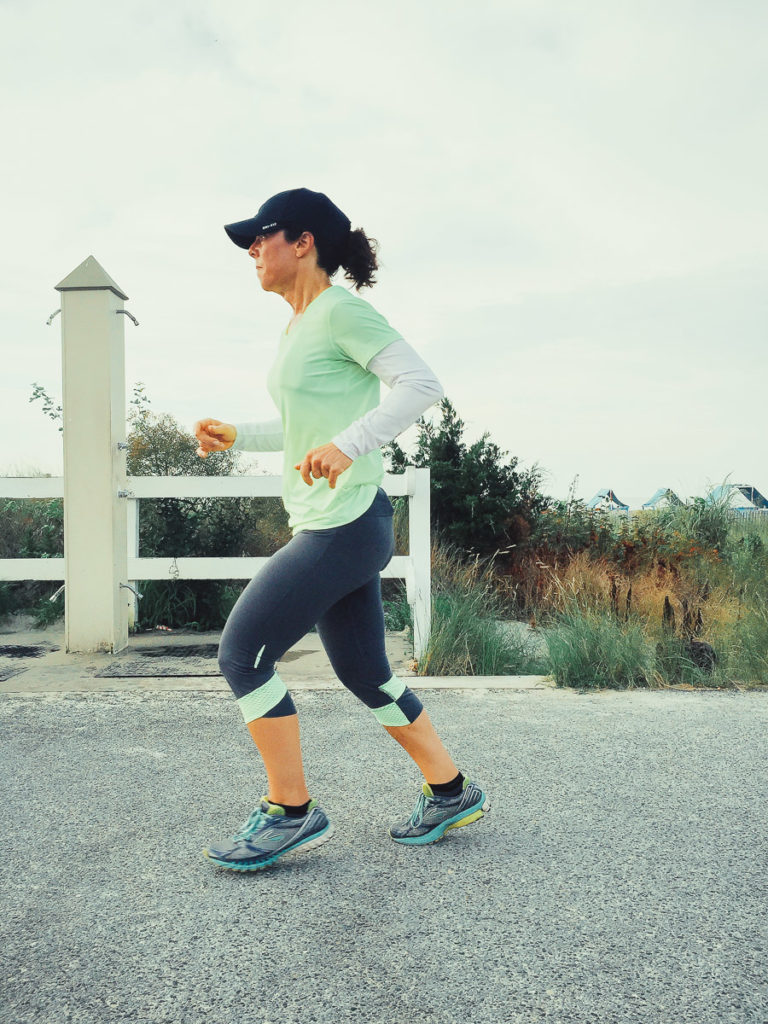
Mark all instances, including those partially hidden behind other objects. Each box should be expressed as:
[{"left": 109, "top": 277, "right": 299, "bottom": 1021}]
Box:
[
  {"left": 55, "top": 256, "right": 130, "bottom": 653},
  {"left": 127, "top": 498, "right": 139, "bottom": 630},
  {"left": 406, "top": 466, "right": 431, "bottom": 663}
]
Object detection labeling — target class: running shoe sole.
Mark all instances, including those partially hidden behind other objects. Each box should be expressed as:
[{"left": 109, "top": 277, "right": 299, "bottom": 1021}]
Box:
[
  {"left": 203, "top": 822, "right": 334, "bottom": 871},
  {"left": 391, "top": 796, "right": 491, "bottom": 846}
]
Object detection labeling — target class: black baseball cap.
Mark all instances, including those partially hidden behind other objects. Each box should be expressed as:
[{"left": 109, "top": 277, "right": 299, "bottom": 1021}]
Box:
[{"left": 224, "top": 188, "right": 351, "bottom": 250}]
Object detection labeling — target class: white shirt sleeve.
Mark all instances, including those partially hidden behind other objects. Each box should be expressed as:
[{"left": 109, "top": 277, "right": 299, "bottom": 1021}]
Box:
[
  {"left": 230, "top": 338, "right": 443, "bottom": 457},
  {"left": 231, "top": 417, "right": 284, "bottom": 452},
  {"left": 331, "top": 338, "right": 444, "bottom": 459}
]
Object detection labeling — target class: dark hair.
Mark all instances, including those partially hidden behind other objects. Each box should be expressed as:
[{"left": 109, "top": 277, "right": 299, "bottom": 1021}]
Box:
[{"left": 283, "top": 226, "right": 379, "bottom": 290}]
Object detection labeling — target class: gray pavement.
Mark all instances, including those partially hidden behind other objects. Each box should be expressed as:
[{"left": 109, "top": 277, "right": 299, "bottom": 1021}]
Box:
[{"left": 2, "top": 681, "right": 767, "bottom": 1024}]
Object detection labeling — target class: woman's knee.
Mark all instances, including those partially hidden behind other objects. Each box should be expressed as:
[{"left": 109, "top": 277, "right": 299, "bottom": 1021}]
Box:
[
  {"left": 217, "top": 643, "right": 252, "bottom": 691},
  {"left": 217, "top": 636, "right": 297, "bottom": 721},
  {"left": 218, "top": 639, "right": 269, "bottom": 696}
]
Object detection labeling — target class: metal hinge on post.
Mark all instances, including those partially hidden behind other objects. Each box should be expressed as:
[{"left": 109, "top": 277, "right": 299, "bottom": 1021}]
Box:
[{"left": 116, "top": 310, "right": 140, "bottom": 326}]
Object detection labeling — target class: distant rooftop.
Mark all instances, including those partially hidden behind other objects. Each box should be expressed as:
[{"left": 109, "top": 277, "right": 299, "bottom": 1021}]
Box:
[
  {"left": 587, "top": 489, "right": 629, "bottom": 511},
  {"left": 641, "top": 488, "right": 683, "bottom": 509},
  {"left": 708, "top": 484, "right": 768, "bottom": 510}
]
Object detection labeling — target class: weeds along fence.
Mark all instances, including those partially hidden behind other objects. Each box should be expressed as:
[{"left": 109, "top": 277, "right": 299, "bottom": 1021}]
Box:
[{"left": 0, "top": 469, "right": 432, "bottom": 658}]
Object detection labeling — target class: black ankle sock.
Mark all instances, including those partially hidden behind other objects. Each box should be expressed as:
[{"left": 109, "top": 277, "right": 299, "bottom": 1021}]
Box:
[
  {"left": 271, "top": 799, "right": 311, "bottom": 818},
  {"left": 429, "top": 771, "right": 465, "bottom": 797}
]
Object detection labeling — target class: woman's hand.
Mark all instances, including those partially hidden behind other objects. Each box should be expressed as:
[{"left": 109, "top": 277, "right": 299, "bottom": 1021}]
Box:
[
  {"left": 294, "top": 443, "right": 353, "bottom": 489},
  {"left": 194, "top": 418, "right": 236, "bottom": 458}
]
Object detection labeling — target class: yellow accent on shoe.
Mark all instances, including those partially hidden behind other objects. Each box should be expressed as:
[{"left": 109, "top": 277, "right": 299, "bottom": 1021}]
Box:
[{"left": 444, "top": 809, "right": 484, "bottom": 831}]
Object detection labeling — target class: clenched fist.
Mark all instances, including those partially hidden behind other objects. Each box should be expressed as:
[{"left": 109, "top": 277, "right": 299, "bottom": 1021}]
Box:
[
  {"left": 294, "top": 442, "right": 353, "bottom": 489},
  {"left": 194, "top": 418, "right": 236, "bottom": 458}
]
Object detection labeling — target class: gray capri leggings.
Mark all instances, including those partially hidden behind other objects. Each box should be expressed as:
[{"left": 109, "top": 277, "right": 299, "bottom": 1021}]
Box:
[{"left": 217, "top": 486, "right": 424, "bottom": 727}]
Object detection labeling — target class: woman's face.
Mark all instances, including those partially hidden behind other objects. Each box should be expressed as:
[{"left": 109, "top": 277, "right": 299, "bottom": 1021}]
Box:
[{"left": 248, "top": 230, "right": 298, "bottom": 293}]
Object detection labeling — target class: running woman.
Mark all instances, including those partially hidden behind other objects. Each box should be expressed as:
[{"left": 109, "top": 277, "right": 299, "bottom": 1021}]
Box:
[{"left": 195, "top": 188, "right": 489, "bottom": 871}]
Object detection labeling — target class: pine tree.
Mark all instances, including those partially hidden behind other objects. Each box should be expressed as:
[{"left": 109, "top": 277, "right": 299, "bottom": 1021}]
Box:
[{"left": 384, "top": 397, "right": 549, "bottom": 560}]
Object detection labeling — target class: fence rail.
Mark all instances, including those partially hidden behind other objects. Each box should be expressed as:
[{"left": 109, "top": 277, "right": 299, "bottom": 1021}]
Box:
[{"left": 0, "top": 469, "right": 432, "bottom": 658}]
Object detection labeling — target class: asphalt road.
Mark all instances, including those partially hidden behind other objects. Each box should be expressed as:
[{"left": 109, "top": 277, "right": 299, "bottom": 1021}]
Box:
[{"left": 2, "top": 687, "right": 767, "bottom": 1024}]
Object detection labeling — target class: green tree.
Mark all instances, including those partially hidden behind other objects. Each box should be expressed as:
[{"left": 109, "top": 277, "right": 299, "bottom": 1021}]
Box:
[
  {"left": 126, "top": 406, "right": 290, "bottom": 560},
  {"left": 384, "top": 397, "right": 549, "bottom": 559},
  {"left": 125, "top": 403, "right": 291, "bottom": 628}
]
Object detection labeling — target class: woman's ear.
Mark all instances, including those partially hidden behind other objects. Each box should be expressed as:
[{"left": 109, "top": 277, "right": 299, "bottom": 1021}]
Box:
[{"left": 295, "top": 231, "right": 315, "bottom": 258}]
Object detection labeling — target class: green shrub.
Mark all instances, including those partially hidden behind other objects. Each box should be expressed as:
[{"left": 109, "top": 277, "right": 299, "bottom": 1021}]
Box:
[
  {"left": 711, "top": 595, "right": 768, "bottom": 687},
  {"left": 0, "top": 497, "right": 63, "bottom": 560},
  {"left": 30, "top": 594, "right": 65, "bottom": 629},
  {"left": 655, "top": 487, "right": 733, "bottom": 557},
  {"left": 417, "top": 539, "right": 544, "bottom": 676},
  {"left": 381, "top": 579, "right": 412, "bottom": 632},
  {"left": 545, "top": 606, "right": 655, "bottom": 690},
  {"left": 0, "top": 492, "right": 64, "bottom": 626},
  {"left": 0, "top": 582, "right": 15, "bottom": 619},
  {"left": 528, "top": 481, "right": 617, "bottom": 561}
]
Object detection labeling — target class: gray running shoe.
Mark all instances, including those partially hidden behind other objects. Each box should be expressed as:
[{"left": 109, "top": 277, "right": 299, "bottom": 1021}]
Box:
[
  {"left": 390, "top": 779, "right": 490, "bottom": 845},
  {"left": 203, "top": 797, "right": 333, "bottom": 871}
]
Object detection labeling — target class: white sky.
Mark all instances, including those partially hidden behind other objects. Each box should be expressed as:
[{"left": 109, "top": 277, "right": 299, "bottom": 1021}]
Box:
[{"left": 2, "top": 0, "right": 766, "bottom": 507}]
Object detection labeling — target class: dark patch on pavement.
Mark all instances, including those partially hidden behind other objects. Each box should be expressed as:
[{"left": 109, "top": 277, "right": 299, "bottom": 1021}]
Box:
[
  {"left": 0, "top": 644, "right": 60, "bottom": 659},
  {"left": 93, "top": 647, "right": 308, "bottom": 678},
  {"left": 133, "top": 643, "right": 220, "bottom": 659},
  {"left": 94, "top": 659, "right": 221, "bottom": 678}
]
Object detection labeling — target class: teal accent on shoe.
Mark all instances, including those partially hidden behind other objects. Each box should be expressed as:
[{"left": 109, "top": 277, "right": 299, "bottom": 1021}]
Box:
[
  {"left": 391, "top": 805, "right": 484, "bottom": 845},
  {"left": 203, "top": 821, "right": 333, "bottom": 871},
  {"left": 203, "top": 798, "right": 333, "bottom": 871},
  {"left": 237, "top": 671, "right": 289, "bottom": 723},
  {"left": 390, "top": 780, "right": 490, "bottom": 845}
]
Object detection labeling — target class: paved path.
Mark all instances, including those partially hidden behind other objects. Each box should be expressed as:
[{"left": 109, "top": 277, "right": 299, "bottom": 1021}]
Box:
[
  {"left": 0, "top": 623, "right": 549, "bottom": 694},
  {"left": 2, "top": 686, "right": 767, "bottom": 1024}
]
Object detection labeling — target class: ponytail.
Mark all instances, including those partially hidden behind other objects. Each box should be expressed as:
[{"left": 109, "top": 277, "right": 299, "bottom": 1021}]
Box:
[
  {"left": 284, "top": 225, "right": 380, "bottom": 290},
  {"left": 338, "top": 228, "right": 379, "bottom": 290}
]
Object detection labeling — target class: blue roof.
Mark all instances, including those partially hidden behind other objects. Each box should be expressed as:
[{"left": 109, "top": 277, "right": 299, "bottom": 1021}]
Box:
[
  {"left": 708, "top": 484, "right": 768, "bottom": 510},
  {"left": 586, "top": 489, "right": 629, "bottom": 510},
  {"left": 641, "top": 488, "right": 683, "bottom": 509}
]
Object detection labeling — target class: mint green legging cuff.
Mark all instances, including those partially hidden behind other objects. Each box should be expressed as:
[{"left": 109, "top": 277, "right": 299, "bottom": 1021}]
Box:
[
  {"left": 237, "top": 671, "right": 292, "bottom": 724},
  {"left": 370, "top": 674, "right": 422, "bottom": 727}
]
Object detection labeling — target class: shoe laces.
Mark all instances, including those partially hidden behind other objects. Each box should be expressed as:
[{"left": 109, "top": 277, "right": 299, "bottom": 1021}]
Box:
[
  {"left": 232, "top": 805, "right": 271, "bottom": 841},
  {"left": 410, "top": 791, "right": 431, "bottom": 827}
]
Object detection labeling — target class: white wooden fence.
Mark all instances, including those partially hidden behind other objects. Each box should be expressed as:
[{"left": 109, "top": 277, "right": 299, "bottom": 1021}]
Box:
[{"left": 0, "top": 468, "right": 431, "bottom": 658}]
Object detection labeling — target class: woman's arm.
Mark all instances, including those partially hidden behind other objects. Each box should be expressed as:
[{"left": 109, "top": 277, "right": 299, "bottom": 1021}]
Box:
[
  {"left": 230, "top": 417, "right": 285, "bottom": 452},
  {"left": 331, "top": 338, "right": 444, "bottom": 459}
]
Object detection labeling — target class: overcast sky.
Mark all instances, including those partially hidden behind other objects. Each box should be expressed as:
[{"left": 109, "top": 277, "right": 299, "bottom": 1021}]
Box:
[{"left": 2, "top": 0, "right": 766, "bottom": 508}]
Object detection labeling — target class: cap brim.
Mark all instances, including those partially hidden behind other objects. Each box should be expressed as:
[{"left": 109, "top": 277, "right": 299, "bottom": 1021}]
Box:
[
  {"left": 224, "top": 217, "right": 284, "bottom": 249},
  {"left": 224, "top": 218, "right": 261, "bottom": 249}
]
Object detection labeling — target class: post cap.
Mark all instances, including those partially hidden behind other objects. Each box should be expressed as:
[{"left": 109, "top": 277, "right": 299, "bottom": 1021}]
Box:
[{"left": 56, "top": 256, "right": 128, "bottom": 300}]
